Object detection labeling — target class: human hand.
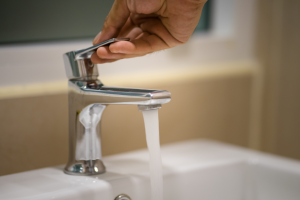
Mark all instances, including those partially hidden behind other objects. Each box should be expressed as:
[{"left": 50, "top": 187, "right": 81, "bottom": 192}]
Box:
[{"left": 91, "top": 0, "right": 207, "bottom": 64}]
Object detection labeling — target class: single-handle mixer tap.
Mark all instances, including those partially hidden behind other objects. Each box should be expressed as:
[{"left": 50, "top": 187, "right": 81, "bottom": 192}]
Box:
[{"left": 63, "top": 38, "right": 171, "bottom": 175}]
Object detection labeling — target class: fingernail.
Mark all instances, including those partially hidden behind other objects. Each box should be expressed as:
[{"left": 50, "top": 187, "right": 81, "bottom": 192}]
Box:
[{"left": 93, "top": 31, "right": 101, "bottom": 45}]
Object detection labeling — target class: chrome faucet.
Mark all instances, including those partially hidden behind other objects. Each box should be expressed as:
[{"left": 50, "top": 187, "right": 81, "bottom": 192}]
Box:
[{"left": 63, "top": 38, "right": 171, "bottom": 175}]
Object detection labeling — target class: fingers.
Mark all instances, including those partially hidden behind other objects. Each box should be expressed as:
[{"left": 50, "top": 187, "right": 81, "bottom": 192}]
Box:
[
  {"left": 109, "top": 33, "right": 165, "bottom": 54},
  {"left": 107, "top": 18, "right": 182, "bottom": 56},
  {"left": 117, "top": 16, "right": 135, "bottom": 37},
  {"left": 91, "top": 3, "right": 184, "bottom": 64},
  {"left": 108, "top": 18, "right": 182, "bottom": 55},
  {"left": 90, "top": 45, "right": 145, "bottom": 64},
  {"left": 91, "top": 53, "right": 118, "bottom": 64},
  {"left": 91, "top": 32, "right": 167, "bottom": 64},
  {"left": 115, "top": 16, "right": 143, "bottom": 40},
  {"left": 139, "top": 18, "right": 182, "bottom": 48},
  {"left": 125, "top": 27, "right": 143, "bottom": 40},
  {"left": 93, "top": 0, "right": 130, "bottom": 45}
]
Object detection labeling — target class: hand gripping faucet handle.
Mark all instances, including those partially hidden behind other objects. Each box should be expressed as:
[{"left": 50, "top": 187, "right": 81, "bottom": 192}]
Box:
[{"left": 63, "top": 38, "right": 130, "bottom": 81}]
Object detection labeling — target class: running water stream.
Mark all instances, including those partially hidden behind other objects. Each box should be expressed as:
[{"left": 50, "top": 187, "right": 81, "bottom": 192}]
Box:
[
  {"left": 79, "top": 104, "right": 164, "bottom": 199},
  {"left": 142, "top": 109, "right": 163, "bottom": 200}
]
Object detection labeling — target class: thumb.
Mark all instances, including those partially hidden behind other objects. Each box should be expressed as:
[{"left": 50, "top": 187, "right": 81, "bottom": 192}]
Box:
[{"left": 93, "top": 0, "right": 130, "bottom": 45}]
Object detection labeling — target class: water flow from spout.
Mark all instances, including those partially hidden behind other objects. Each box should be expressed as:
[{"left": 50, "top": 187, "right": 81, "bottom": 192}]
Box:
[{"left": 142, "top": 109, "right": 163, "bottom": 200}]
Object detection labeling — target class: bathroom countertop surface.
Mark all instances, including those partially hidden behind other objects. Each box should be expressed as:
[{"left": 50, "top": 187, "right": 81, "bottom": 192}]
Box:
[{"left": 1, "top": 139, "right": 300, "bottom": 200}]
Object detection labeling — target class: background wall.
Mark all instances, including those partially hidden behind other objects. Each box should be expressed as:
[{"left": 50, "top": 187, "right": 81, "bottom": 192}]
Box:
[{"left": 256, "top": 0, "right": 300, "bottom": 160}]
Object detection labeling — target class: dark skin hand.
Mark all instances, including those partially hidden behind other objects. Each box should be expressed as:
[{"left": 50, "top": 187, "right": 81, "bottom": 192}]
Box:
[{"left": 91, "top": 0, "right": 208, "bottom": 64}]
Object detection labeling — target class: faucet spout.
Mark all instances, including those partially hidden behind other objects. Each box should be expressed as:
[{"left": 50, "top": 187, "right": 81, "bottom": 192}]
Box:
[{"left": 70, "top": 80, "right": 171, "bottom": 106}]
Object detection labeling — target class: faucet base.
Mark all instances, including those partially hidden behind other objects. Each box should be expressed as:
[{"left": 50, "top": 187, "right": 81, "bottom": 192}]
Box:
[{"left": 64, "top": 159, "right": 105, "bottom": 176}]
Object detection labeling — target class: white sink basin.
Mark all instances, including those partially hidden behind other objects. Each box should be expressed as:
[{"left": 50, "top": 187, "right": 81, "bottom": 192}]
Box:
[{"left": 1, "top": 139, "right": 300, "bottom": 200}]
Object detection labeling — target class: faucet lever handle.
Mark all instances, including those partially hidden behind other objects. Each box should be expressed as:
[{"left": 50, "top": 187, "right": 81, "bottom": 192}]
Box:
[
  {"left": 74, "top": 38, "right": 130, "bottom": 60},
  {"left": 63, "top": 38, "right": 129, "bottom": 80}
]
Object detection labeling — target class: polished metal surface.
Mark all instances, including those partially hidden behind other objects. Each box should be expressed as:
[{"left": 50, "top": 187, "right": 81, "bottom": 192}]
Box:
[
  {"left": 114, "top": 194, "right": 132, "bottom": 200},
  {"left": 75, "top": 38, "right": 130, "bottom": 58},
  {"left": 63, "top": 38, "right": 129, "bottom": 80},
  {"left": 63, "top": 38, "right": 171, "bottom": 175},
  {"left": 64, "top": 159, "right": 105, "bottom": 176},
  {"left": 71, "top": 81, "right": 171, "bottom": 105},
  {"left": 138, "top": 104, "right": 162, "bottom": 111}
]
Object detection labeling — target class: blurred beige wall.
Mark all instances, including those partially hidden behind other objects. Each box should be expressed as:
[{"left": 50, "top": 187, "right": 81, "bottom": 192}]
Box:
[{"left": 256, "top": 0, "right": 300, "bottom": 160}]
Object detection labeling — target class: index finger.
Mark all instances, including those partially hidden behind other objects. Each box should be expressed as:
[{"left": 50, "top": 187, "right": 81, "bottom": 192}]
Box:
[{"left": 93, "top": 0, "right": 130, "bottom": 45}]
